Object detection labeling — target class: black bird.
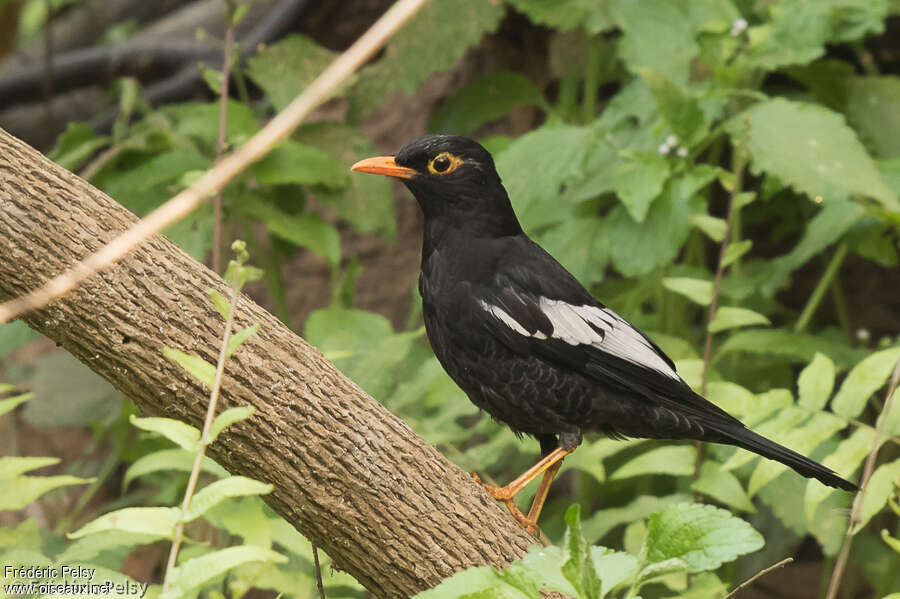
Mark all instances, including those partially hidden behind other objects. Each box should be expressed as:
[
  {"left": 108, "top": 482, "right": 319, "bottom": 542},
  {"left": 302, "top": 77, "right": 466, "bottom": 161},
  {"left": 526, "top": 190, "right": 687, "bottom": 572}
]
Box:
[{"left": 351, "top": 135, "right": 857, "bottom": 532}]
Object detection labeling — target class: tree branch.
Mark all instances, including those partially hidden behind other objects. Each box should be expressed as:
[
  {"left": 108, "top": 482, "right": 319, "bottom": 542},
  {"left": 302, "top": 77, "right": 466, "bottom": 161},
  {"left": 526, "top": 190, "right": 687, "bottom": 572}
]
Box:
[{"left": 0, "top": 127, "right": 536, "bottom": 597}]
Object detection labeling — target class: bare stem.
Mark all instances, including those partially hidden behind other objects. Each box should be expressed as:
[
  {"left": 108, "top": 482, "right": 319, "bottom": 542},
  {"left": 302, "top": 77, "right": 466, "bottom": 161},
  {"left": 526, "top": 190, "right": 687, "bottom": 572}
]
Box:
[
  {"left": 696, "top": 138, "right": 747, "bottom": 479},
  {"left": 161, "top": 274, "right": 241, "bottom": 591},
  {"left": 794, "top": 243, "right": 848, "bottom": 334},
  {"left": 212, "top": 2, "right": 235, "bottom": 274},
  {"left": 724, "top": 557, "right": 793, "bottom": 599},
  {"left": 824, "top": 353, "right": 900, "bottom": 599},
  {"left": 312, "top": 544, "right": 326, "bottom": 599},
  {"left": 0, "top": 0, "right": 428, "bottom": 325}
]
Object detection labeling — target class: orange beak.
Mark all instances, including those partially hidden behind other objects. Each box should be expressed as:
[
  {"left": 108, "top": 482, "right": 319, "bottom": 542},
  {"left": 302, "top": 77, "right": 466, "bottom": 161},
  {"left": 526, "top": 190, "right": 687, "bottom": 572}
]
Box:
[{"left": 351, "top": 156, "right": 417, "bottom": 179}]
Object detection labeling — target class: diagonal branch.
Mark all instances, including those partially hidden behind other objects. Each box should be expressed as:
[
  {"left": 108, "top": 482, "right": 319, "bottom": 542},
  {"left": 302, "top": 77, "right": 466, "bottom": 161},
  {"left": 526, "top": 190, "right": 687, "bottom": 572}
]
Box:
[{"left": 0, "top": 126, "right": 535, "bottom": 598}]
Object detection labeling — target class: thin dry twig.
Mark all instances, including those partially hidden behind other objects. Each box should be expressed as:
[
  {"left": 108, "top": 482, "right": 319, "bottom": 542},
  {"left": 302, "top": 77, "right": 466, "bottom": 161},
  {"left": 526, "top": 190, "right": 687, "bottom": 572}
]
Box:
[
  {"left": 162, "top": 269, "right": 241, "bottom": 591},
  {"left": 724, "top": 557, "right": 793, "bottom": 599},
  {"left": 824, "top": 353, "right": 900, "bottom": 599},
  {"left": 0, "top": 0, "right": 428, "bottom": 325},
  {"left": 212, "top": 1, "right": 236, "bottom": 274},
  {"left": 695, "top": 134, "right": 748, "bottom": 478},
  {"left": 312, "top": 544, "right": 326, "bottom": 599}
]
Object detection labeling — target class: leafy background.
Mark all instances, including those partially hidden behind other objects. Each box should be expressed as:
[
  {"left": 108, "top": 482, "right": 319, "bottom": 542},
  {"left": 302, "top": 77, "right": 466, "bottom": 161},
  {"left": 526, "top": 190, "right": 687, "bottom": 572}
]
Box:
[{"left": 1, "top": 0, "right": 900, "bottom": 598}]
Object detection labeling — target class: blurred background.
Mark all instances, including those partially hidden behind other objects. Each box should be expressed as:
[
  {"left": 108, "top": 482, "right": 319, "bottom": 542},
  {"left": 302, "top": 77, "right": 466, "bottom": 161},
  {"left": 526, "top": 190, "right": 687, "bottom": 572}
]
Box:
[{"left": 1, "top": 1, "right": 899, "bottom": 598}]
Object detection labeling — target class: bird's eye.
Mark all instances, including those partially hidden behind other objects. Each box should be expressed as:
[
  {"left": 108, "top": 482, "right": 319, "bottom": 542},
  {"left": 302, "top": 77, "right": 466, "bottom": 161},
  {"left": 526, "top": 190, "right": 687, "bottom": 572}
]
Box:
[{"left": 428, "top": 152, "right": 461, "bottom": 175}]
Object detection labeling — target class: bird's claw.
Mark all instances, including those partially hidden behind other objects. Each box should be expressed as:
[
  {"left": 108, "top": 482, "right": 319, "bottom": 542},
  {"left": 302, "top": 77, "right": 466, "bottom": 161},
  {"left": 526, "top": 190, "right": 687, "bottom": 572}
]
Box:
[{"left": 471, "top": 472, "right": 540, "bottom": 536}]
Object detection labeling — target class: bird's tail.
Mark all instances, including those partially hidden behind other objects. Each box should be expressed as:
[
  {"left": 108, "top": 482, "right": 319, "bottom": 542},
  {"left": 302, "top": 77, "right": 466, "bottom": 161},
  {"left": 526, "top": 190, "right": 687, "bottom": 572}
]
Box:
[{"left": 713, "top": 424, "right": 857, "bottom": 491}]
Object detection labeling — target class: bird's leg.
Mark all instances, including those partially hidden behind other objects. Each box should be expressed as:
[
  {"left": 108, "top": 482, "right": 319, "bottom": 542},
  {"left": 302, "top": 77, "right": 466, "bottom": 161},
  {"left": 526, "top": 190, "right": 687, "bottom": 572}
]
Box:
[
  {"left": 473, "top": 446, "right": 574, "bottom": 533},
  {"left": 525, "top": 458, "right": 565, "bottom": 525}
]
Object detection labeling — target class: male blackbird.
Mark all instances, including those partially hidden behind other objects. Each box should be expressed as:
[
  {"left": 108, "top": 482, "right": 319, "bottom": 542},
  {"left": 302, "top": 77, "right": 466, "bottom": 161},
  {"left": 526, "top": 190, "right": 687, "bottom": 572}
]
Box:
[{"left": 352, "top": 135, "right": 856, "bottom": 532}]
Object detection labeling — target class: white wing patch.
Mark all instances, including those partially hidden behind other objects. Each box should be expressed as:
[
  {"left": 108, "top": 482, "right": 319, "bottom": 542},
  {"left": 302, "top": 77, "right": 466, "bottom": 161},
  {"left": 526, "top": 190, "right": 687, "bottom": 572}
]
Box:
[{"left": 479, "top": 297, "right": 678, "bottom": 379}]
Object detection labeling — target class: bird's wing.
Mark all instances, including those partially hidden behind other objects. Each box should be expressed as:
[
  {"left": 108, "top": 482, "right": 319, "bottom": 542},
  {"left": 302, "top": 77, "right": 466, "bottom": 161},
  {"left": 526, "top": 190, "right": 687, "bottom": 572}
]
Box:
[{"left": 471, "top": 242, "right": 737, "bottom": 426}]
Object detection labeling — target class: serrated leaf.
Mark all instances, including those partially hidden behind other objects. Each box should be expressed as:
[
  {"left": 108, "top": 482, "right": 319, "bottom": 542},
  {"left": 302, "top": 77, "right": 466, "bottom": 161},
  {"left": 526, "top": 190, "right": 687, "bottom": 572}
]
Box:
[
  {"left": 735, "top": 99, "right": 897, "bottom": 210},
  {"left": 184, "top": 476, "right": 272, "bottom": 522},
  {"left": 638, "top": 69, "right": 706, "bottom": 145},
  {"left": 226, "top": 323, "right": 259, "bottom": 358},
  {"left": 637, "top": 557, "right": 687, "bottom": 585},
  {"left": 832, "top": 347, "right": 900, "bottom": 418},
  {"left": 613, "top": 0, "right": 698, "bottom": 85},
  {"left": 561, "top": 505, "right": 603, "bottom": 599},
  {"left": 130, "top": 414, "right": 200, "bottom": 451},
  {"left": 663, "top": 277, "right": 713, "bottom": 306},
  {"left": 429, "top": 71, "right": 546, "bottom": 135},
  {"left": 239, "top": 200, "right": 341, "bottom": 267},
  {"left": 0, "top": 392, "right": 32, "bottom": 416},
  {"left": 507, "top": 0, "right": 610, "bottom": 31},
  {"left": 496, "top": 124, "right": 593, "bottom": 231},
  {"left": 591, "top": 546, "right": 639, "bottom": 597},
  {"left": 846, "top": 76, "right": 900, "bottom": 159},
  {"left": 721, "top": 240, "right": 752, "bottom": 268},
  {"left": 691, "top": 462, "right": 756, "bottom": 513},
  {"left": 644, "top": 503, "right": 764, "bottom": 573},
  {"left": 805, "top": 427, "right": 873, "bottom": 520},
  {"left": 798, "top": 353, "right": 836, "bottom": 411},
  {"left": 69, "top": 507, "right": 179, "bottom": 539},
  {"left": 690, "top": 215, "right": 726, "bottom": 242},
  {"left": 251, "top": 139, "right": 348, "bottom": 189},
  {"left": 164, "top": 546, "right": 287, "bottom": 599},
  {"left": 855, "top": 459, "right": 900, "bottom": 532},
  {"left": 610, "top": 445, "right": 695, "bottom": 480},
  {"left": 708, "top": 306, "right": 770, "bottom": 333},
  {"left": 207, "top": 289, "right": 230, "bottom": 319},
  {"left": 611, "top": 152, "right": 671, "bottom": 222},
  {"left": 0, "top": 474, "right": 92, "bottom": 510},
  {"left": 296, "top": 121, "right": 395, "bottom": 235},
  {"left": 209, "top": 406, "right": 256, "bottom": 443},
  {"left": 351, "top": 0, "right": 505, "bottom": 117},
  {"left": 246, "top": 35, "right": 339, "bottom": 112},
  {"left": 163, "top": 346, "right": 215, "bottom": 388},
  {"left": 123, "top": 448, "right": 228, "bottom": 490}
]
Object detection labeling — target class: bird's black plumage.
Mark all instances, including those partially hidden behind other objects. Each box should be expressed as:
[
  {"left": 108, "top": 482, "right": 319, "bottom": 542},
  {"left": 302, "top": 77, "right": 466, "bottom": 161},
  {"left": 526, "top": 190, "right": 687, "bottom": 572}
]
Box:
[{"left": 354, "top": 134, "right": 856, "bottom": 493}]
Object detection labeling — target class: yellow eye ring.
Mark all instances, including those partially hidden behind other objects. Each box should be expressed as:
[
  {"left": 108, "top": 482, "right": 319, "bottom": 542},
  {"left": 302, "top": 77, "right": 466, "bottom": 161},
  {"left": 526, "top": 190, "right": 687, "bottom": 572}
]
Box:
[{"left": 428, "top": 152, "right": 463, "bottom": 175}]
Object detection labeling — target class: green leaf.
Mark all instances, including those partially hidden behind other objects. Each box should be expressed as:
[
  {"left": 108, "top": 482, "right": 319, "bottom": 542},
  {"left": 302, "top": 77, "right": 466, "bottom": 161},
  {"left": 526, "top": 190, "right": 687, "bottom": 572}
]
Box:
[
  {"left": 535, "top": 215, "right": 609, "bottom": 285},
  {"left": 251, "top": 139, "right": 348, "bottom": 189},
  {"left": 611, "top": 152, "right": 671, "bottom": 222},
  {"left": 561, "top": 505, "right": 603, "bottom": 599},
  {"left": 208, "top": 289, "right": 230, "bottom": 319},
  {"left": 429, "top": 71, "right": 546, "bottom": 135},
  {"left": 591, "top": 547, "right": 639, "bottom": 597},
  {"left": 164, "top": 100, "right": 259, "bottom": 147},
  {"left": 610, "top": 445, "right": 695, "bottom": 480},
  {"left": 48, "top": 122, "right": 111, "bottom": 171},
  {"left": 638, "top": 69, "right": 706, "bottom": 145},
  {"left": 507, "top": 0, "right": 611, "bottom": 31},
  {"left": 0, "top": 473, "right": 92, "bottom": 510},
  {"left": 0, "top": 321, "right": 39, "bottom": 359},
  {"left": 296, "top": 121, "right": 395, "bottom": 235},
  {"left": 414, "top": 565, "right": 529, "bottom": 599},
  {"left": 613, "top": 0, "right": 698, "bottom": 85},
  {"left": 798, "top": 353, "right": 836, "bottom": 411},
  {"left": 691, "top": 462, "right": 756, "bottom": 513},
  {"left": 855, "top": 459, "right": 900, "bottom": 532},
  {"left": 690, "top": 215, "right": 726, "bottom": 242},
  {"left": 210, "top": 406, "right": 256, "bottom": 443},
  {"left": 846, "top": 76, "right": 900, "bottom": 158},
  {"left": 123, "top": 448, "right": 228, "bottom": 490},
  {"left": 716, "top": 329, "right": 866, "bottom": 368},
  {"left": 246, "top": 34, "right": 339, "bottom": 111},
  {"left": 130, "top": 414, "right": 200, "bottom": 451},
  {"left": 735, "top": 99, "right": 897, "bottom": 210},
  {"left": 832, "top": 347, "right": 900, "bottom": 418},
  {"left": 226, "top": 323, "right": 260, "bottom": 358},
  {"left": 662, "top": 277, "right": 712, "bottom": 306},
  {"left": 184, "top": 476, "right": 273, "bottom": 522},
  {"left": 68, "top": 507, "right": 179, "bottom": 539},
  {"left": 644, "top": 503, "right": 764, "bottom": 573},
  {"left": 59, "top": 530, "right": 164, "bottom": 563},
  {"left": 163, "top": 346, "right": 215, "bottom": 388},
  {"left": 0, "top": 392, "right": 32, "bottom": 416},
  {"left": 350, "top": 0, "right": 505, "bottom": 117},
  {"left": 164, "top": 546, "right": 287, "bottom": 599},
  {"left": 495, "top": 124, "right": 593, "bottom": 230},
  {"left": 805, "top": 427, "right": 873, "bottom": 520},
  {"left": 239, "top": 200, "right": 341, "bottom": 268},
  {"left": 0, "top": 456, "right": 59, "bottom": 478},
  {"left": 708, "top": 307, "right": 770, "bottom": 333},
  {"left": 721, "top": 240, "right": 753, "bottom": 268}
]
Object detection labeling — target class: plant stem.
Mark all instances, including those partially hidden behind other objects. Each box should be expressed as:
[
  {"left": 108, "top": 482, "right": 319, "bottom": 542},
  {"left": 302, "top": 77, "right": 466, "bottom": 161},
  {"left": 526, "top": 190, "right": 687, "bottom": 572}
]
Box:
[
  {"left": 724, "top": 557, "right": 793, "bottom": 599},
  {"left": 824, "top": 354, "right": 900, "bottom": 599},
  {"left": 581, "top": 35, "right": 601, "bottom": 123},
  {"left": 830, "top": 276, "right": 852, "bottom": 342},
  {"left": 212, "top": 1, "right": 236, "bottom": 274},
  {"left": 312, "top": 544, "right": 326, "bottom": 599},
  {"left": 794, "top": 243, "right": 848, "bottom": 333},
  {"left": 162, "top": 273, "right": 241, "bottom": 592}
]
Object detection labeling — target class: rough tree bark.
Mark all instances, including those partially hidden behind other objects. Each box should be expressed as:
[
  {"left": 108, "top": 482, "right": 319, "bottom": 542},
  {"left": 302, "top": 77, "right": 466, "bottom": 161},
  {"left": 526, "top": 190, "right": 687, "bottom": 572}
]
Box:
[{"left": 0, "top": 128, "right": 537, "bottom": 596}]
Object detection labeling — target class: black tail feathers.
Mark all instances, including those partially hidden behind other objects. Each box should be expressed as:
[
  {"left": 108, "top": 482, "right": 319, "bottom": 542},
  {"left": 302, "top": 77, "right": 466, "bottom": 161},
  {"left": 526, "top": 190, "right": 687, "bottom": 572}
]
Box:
[{"left": 716, "top": 425, "right": 857, "bottom": 492}]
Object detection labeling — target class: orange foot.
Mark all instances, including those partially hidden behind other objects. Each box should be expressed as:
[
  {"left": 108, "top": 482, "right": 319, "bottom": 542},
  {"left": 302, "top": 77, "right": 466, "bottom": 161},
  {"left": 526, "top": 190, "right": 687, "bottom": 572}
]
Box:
[{"left": 471, "top": 473, "right": 539, "bottom": 534}]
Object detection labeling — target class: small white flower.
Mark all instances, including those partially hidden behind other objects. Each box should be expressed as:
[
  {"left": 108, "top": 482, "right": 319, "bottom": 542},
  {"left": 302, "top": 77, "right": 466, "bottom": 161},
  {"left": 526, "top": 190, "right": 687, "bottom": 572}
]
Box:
[
  {"left": 856, "top": 328, "right": 871, "bottom": 343},
  {"left": 676, "top": 147, "right": 689, "bottom": 158},
  {"left": 665, "top": 134, "right": 678, "bottom": 147},
  {"left": 658, "top": 143, "right": 671, "bottom": 155},
  {"left": 730, "top": 18, "right": 748, "bottom": 37}
]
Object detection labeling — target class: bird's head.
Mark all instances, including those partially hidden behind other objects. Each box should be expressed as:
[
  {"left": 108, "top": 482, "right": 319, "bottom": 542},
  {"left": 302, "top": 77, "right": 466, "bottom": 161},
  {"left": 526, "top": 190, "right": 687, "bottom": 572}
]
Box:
[{"left": 351, "top": 135, "right": 521, "bottom": 237}]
